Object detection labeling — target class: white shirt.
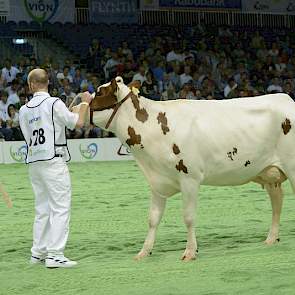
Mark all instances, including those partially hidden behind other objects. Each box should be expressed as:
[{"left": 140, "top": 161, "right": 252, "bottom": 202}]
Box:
[
  {"left": 8, "top": 93, "right": 20, "bottom": 105},
  {"left": 56, "top": 72, "right": 73, "bottom": 83},
  {"left": 224, "top": 83, "right": 238, "bottom": 98},
  {"left": 132, "top": 73, "right": 147, "bottom": 85},
  {"left": 1, "top": 66, "right": 20, "bottom": 84},
  {"left": 19, "top": 92, "right": 78, "bottom": 162},
  {"left": 180, "top": 73, "right": 193, "bottom": 87},
  {"left": 267, "top": 85, "right": 283, "bottom": 93},
  {"left": 8, "top": 112, "right": 19, "bottom": 128},
  {"left": 166, "top": 51, "right": 184, "bottom": 63},
  {"left": 0, "top": 100, "right": 9, "bottom": 121}
]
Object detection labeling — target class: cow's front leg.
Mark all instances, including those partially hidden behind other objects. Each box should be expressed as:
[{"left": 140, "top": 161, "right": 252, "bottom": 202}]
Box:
[
  {"left": 264, "top": 184, "right": 283, "bottom": 245},
  {"left": 134, "top": 192, "right": 166, "bottom": 260},
  {"left": 181, "top": 180, "right": 199, "bottom": 261}
]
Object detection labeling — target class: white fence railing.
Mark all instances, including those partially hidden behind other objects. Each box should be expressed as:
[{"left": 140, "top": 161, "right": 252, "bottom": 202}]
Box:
[
  {"left": 1, "top": 8, "right": 294, "bottom": 28},
  {"left": 138, "top": 10, "right": 295, "bottom": 28}
]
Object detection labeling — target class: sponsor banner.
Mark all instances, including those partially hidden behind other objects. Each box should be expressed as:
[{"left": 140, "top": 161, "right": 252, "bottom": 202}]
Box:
[
  {"left": 159, "top": 0, "right": 242, "bottom": 9},
  {"left": 2, "top": 141, "right": 27, "bottom": 164},
  {"left": 0, "top": 0, "right": 9, "bottom": 16},
  {"left": 0, "top": 142, "right": 3, "bottom": 163},
  {"left": 242, "top": 0, "right": 295, "bottom": 14},
  {"left": 90, "top": 0, "right": 138, "bottom": 23},
  {"left": 7, "top": 0, "right": 75, "bottom": 24},
  {"left": 1, "top": 138, "right": 133, "bottom": 164},
  {"left": 140, "top": 0, "right": 159, "bottom": 10}
]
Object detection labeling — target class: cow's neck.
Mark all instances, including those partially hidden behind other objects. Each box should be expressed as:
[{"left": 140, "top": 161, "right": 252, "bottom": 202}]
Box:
[{"left": 111, "top": 93, "right": 161, "bottom": 135}]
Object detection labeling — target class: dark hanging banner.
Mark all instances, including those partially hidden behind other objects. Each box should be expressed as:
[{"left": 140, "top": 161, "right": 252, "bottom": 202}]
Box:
[
  {"left": 159, "top": 0, "right": 242, "bottom": 9},
  {"left": 90, "top": 0, "right": 138, "bottom": 23}
]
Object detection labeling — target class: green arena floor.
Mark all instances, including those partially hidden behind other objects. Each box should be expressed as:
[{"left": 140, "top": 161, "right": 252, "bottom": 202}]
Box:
[{"left": 1, "top": 161, "right": 295, "bottom": 295}]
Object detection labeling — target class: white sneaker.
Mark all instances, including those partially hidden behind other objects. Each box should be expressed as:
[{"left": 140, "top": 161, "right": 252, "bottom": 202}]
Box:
[
  {"left": 45, "top": 256, "right": 77, "bottom": 268},
  {"left": 30, "top": 255, "right": 45, "bottom": 264}
]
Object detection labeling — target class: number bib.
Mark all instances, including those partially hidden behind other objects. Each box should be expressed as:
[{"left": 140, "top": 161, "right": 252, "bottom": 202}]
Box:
[{"left": 20, "top": 97, "right": 60, "bottom": 164}]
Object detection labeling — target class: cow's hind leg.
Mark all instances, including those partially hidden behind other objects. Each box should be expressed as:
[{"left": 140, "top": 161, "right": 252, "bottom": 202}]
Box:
[
  {"left": 134, "top": 192, "right": 166, "bottom": 260},
  {"left": 181, "top": 179, "right": 199, "bottom": 262},
  {"left": 264, "top": 184, "right": 283, "bottom": 245}
]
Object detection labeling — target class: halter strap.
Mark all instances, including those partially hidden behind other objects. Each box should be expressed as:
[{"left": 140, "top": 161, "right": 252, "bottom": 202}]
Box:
[
  {"left": 90, "top": 91, "right": 134, "bottom": 130},
  {"left": 105, "top": 91, "right": 134, "bottom": 129}
]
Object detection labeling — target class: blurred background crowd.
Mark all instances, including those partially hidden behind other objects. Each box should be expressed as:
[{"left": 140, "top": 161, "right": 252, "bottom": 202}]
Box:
[{"left": 1, "top": 23, "right": 295, "bottom": 141}]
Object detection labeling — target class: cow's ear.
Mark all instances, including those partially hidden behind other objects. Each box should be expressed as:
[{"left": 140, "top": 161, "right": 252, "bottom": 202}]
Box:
[
  {"left": 110, "top": 78, "right": 118, "bottom": 93},
  {"left": 128, "top": 80, "right": 141, "bottom": 89}
]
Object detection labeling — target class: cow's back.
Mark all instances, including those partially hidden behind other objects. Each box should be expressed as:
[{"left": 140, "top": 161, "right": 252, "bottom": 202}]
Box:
[{"left": 136, "top": 93, "right": 295, "bottom": 187}]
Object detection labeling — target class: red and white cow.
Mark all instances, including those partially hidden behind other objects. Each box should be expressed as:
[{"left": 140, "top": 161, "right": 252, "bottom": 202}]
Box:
[{"left": 87, "top": 77, "right": 294, "bottom": 261}]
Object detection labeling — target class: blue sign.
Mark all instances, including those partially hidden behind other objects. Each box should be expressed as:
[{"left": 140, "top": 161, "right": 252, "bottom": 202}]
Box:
[
  {"left": 159, "top": 0, "right": 241, "bottom": 9},
  {"left": 90, "top": 0, "right": 138, "bottom": 24}
]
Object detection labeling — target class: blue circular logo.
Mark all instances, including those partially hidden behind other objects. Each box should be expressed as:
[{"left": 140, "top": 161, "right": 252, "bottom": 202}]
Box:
[{"left": 79, "top": 143, "right": 98, "bottom": 159}]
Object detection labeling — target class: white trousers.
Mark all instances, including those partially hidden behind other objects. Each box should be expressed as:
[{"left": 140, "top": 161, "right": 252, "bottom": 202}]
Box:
[{"left": 29, "top": 157, "right": 71, "bottom": 257}]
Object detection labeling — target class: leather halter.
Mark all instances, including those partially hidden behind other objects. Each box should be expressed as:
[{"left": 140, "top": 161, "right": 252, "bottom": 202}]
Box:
[{"left": 90, "top": 91, "right": 134, "bottom": 129}]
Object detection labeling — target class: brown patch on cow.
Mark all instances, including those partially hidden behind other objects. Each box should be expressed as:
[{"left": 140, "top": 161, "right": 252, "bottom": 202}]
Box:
[
  {"left": 245, "top": 160, "right": 251, "bottom": 167},
  {"left": 173, "top": 144, "right": 180, "bottom": 155},
  {"left": 282, "top": 118, "right": 291, "bottom": 135},
  {"left": 157, "top": 112, "right": 170, "bottom": 135},
  {"left": 126, "top": 126, "right": 142, "bottom": 147},
  {"left": 176, "top": 160, "right": 188, "bottom": 174},
  {"left": 233, "top": 147, "right": 237, "bottom": 155},
  {"left": 90, "top": 79, "right": 118, "bottom": 111},
  {"left": 130, "top": 94, "right": 149, "bottom": 123}
]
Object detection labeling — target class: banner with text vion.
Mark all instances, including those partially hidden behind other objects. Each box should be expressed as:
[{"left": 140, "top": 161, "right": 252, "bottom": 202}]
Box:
[
  {"left": 0, "top": 0, "right": 9, "bottom": 16},
  {"left": 242, "top": 0, "right": 295, "bottom": 14},
  {"left": 90, "top": 0, "right": 138, "bottom": 23},
  {"left": 158, "top": 0, "right": 242, "bottom": 9},
  {"left": 7, "top": 0, "right": 75, "bottom": 24}
]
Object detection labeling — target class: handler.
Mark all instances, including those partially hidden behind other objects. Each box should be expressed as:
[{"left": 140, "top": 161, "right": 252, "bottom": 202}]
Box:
[{"left": 19, "top": 69, "right": 92, "bottom": 268}]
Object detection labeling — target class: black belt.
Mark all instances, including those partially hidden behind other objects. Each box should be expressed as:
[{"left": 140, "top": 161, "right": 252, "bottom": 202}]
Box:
[{"left": 54, "top": 154, "right": 63, "bottom": 158}]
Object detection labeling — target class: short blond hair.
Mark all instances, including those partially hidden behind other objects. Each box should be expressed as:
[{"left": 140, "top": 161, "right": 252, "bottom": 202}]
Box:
[{"left": 27, "top": 69, "right": 49, "bottom": 86}]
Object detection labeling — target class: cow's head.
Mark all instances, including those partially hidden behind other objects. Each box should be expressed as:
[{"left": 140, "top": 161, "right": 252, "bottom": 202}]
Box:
[
  {"left": 90, "top": 77, "right": 140, "bottom": 112},
  {"left": 90, "top": 77, "right": 141, "bottom": 130}
]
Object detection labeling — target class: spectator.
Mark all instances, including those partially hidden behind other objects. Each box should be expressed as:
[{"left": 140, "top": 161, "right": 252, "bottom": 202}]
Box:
[
  {"left": 267, "top": 77, "right": 283, "bottom": 93},
  {"left": 73, "top": 68, "right": 84, "bottom": 92},
  {"left": 121, "top": 41, "right": 133, "bottom": 58},
  {"left": 224, "top": 78, "right": 238, "bottom": 98},
  {"left": 103, "top": 52, "right": 122, "bottom": 80},
  {"left": 166, "top": 47, "right": 184, "bottom": 63},
  {"left": 57, "top": 66, "right": 73, "bottom": 84},
  {"left": 178, "top": 83, "right": 196, "bottom": 100},
  {"left": 0, "top": 91, "right": 10, "bottom": 120},
  {"left": 0, "top": 91, "right": 13, "bottom": 140},
  {"left": 284, "top": 81, "right": 295, "bottom": 100},
  {"left": 88, "top": 39, "right": 103, "bottom": 71},
  {"left": 122, "top": 60, "right": 136, "bottom": 84},
  {"left": 142, "top": 71, "right": 159, "bottom": 100},
  {"left": 152, "top": 60, "right": 166, "bottom": 83},
  {"left": 5, "top": 79, "right": 20, "bottom": 105},
  {"left": 61, "top": 84, "right": 76, "bottom": 107},
  {"left": 169, "top": 64, "right": 181, "bottom": 91},
  {"left": 180, "top": 66, "right": 193, "bottom": 87},
  {"left": 7, "top": 104, "right": 23, "bottom": 140},
  {"left": 161, "top": 83, "right": 178, "bottom": 101},
  {"left": 1, "top": 58, "right": 20, "bottom": 87},
  {"left": 132, "top": 65, "right": 147, "bottom": 85}
]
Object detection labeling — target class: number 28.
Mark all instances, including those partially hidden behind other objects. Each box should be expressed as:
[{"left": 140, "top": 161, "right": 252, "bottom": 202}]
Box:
[{"left": 29, "top": 128, "right": 46, "bottom": 146}]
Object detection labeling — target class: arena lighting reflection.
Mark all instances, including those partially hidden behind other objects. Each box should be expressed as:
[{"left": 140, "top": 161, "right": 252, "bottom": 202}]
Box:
[{"left": 12, "top": 38, "right": 27, "bottom": 45}]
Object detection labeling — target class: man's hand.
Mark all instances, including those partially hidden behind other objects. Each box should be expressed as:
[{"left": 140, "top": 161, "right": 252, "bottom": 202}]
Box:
[{"left": 81, "top": 91, "right": 93, "bottom": 105}]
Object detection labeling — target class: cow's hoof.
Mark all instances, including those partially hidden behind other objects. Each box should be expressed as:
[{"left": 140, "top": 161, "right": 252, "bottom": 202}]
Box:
[
  {"left": 134, "top": 250, "right": 151, "bottom": 261},
  {"left": 264, "top": 236, "right": 280, "bottom": 245},
  {"left": 181, "top": 249, "right": 197, "bottom": 262}
]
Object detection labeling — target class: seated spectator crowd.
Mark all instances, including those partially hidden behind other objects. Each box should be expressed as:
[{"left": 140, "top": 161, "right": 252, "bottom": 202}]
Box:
[{"left": 1, "top": 25, "right": 295, "bottom": 141}]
